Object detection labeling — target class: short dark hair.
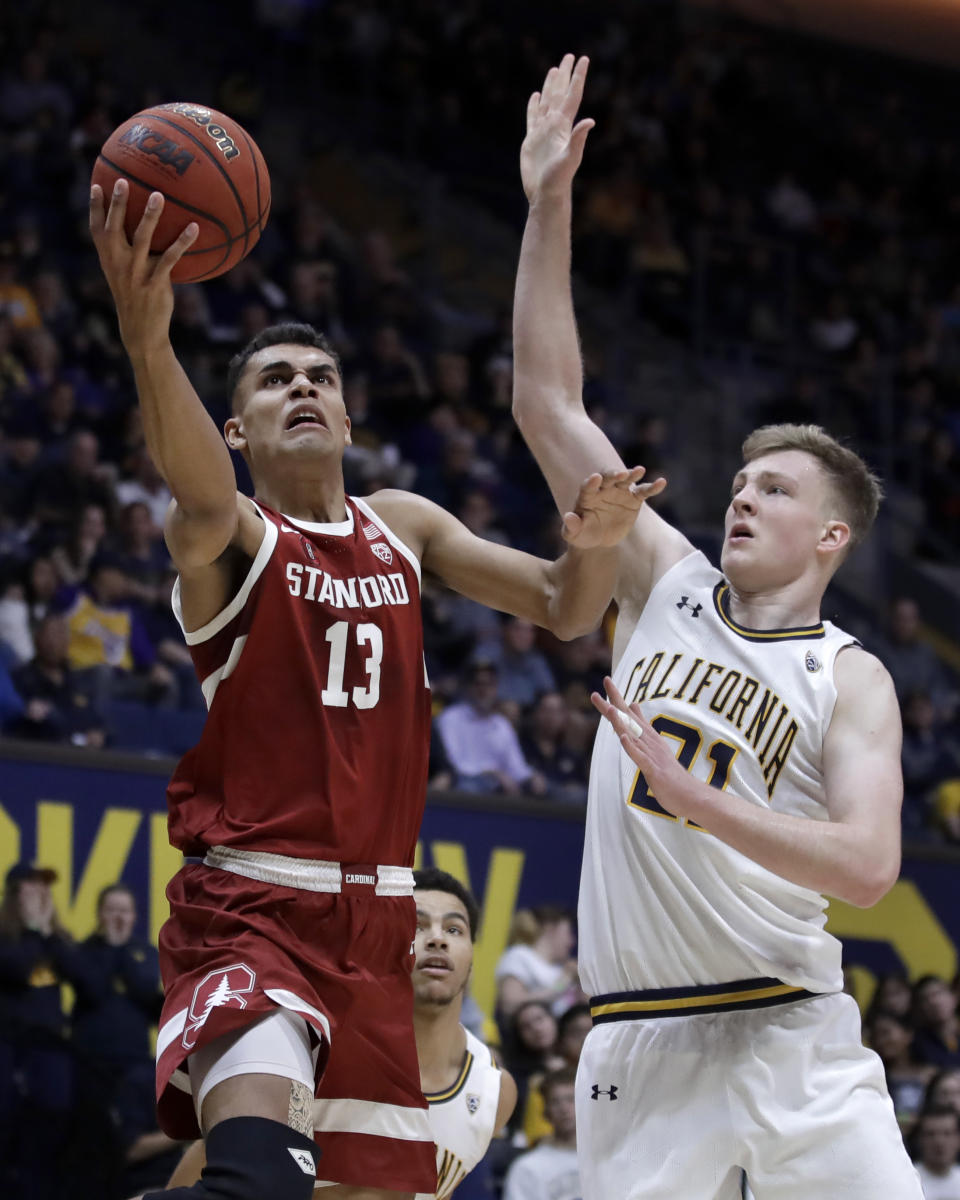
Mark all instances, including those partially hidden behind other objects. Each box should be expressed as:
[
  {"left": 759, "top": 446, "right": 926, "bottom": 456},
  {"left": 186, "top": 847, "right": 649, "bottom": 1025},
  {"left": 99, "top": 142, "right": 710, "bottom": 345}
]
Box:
[
  {"left": 413, "top": 868, "right": 479, "bottom": 940},
  {"left": 96, "top": 882, "right": 135, "bottom": 912},
  {"left": 540, "top": 1065, "right": 578, "bottom": 1102},
  {"left": 557, "top": 1002, "right": 591, "bottom": 1041},
  {"left": 226, "top": 323, "right": 342, "bottom": 410},
  {"left": 918, "top": 1104, "right": 960, "bottom": 1132}
]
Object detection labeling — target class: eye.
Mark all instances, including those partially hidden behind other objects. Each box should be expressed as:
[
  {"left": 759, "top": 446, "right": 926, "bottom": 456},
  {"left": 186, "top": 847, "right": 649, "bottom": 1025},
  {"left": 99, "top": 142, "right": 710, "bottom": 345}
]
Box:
[
  {"left": 768, "top": 485, "right": 786, "bottom": 495},
  {"left": 266, "top": 373, "right": 285, "bottom": 386}
]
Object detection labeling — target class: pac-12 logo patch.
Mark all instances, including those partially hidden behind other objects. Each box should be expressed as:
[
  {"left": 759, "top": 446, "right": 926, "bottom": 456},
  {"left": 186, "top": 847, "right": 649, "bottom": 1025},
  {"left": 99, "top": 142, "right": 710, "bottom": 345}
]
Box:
[
  {"left": 371, "top": 542, "right": 393, "bottom": 565},
  {"left": 183, "top": 963, "right": 256, "bottom": 1049},
  {"left": 804, "top": 649, "right": 822, "bottom": 673},
  {"left": 299, "top": 536, "right": 317, "bottom": 562},
  {"left": 466, "top": 1094, "right": 480, "bottom": 1115}
]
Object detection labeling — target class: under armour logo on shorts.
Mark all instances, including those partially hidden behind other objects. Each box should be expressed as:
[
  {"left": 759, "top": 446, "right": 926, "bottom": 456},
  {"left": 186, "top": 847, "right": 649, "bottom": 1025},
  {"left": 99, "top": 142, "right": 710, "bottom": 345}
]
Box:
[
  {"left": 590, "top": 1083, "right": 618, "bottom": 1100},
  {"left": 676, "top": 596, "right": 702, "bottom": 617}
]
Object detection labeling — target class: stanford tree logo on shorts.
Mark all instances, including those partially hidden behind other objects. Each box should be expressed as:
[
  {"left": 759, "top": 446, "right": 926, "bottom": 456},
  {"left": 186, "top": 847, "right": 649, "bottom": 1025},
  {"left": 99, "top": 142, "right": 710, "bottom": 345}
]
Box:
[{"left": 183, "top": 962, "right": 257, "bottom": 1049}]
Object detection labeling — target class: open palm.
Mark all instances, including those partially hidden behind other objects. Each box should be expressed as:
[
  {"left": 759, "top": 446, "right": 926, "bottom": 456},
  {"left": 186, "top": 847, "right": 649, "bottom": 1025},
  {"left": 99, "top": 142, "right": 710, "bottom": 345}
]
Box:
[{"left": 521, "top": 54, "right": 595, "bottom": 205}]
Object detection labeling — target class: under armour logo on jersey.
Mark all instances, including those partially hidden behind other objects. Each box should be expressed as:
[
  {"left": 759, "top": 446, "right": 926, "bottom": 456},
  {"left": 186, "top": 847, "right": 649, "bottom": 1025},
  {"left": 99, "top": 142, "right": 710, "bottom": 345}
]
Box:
[
  {"left": 590, "top": 1084, "right": 619, "bottom": 1101},
  {"left": 183, "top": 963, "right": 256, "bottom": 1049},
  {"left": 371, "top": 541, "right": 393, "bottom": 565},
  {"left": 676, "top": 596, "right": 702, "bottom": 617},
  {"left": 362, "top": 519, "right": 382, "bottom": 541},
  {"left": 287, "top": 1148, "right": 315, "bottom": 1176}
]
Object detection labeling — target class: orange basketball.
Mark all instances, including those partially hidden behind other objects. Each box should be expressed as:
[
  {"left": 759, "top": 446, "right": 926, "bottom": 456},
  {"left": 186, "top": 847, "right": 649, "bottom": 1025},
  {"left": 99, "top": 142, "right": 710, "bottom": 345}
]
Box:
[{"left": 91, "top": 103, "right": 271, "bottom": 283}]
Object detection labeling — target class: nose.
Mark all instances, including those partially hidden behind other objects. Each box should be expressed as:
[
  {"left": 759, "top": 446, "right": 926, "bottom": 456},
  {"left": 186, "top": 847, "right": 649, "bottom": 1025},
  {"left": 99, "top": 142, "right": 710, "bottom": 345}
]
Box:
[
  {"left": 426, "top": 927, "right": 449, "bottom": 950},
  {"left": 289, "top": 372, "right": 319, "bottom": 398},
  {"left": 732, "top": 487, "right": 756, "bottom": 516}
]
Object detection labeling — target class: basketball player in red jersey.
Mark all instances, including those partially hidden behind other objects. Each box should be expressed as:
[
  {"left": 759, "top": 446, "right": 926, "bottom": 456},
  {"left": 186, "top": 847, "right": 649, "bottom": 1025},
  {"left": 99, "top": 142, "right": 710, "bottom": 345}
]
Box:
[{"left": 89, "top": 178, "right": 661, "bottom": 1200}]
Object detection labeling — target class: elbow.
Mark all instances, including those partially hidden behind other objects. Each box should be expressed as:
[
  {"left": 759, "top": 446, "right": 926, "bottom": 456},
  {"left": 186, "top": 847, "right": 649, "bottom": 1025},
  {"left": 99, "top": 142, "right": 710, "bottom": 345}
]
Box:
[
  {"left": 843, "top": 860, "right": 900, "bottom": 909},
  {"left": 548, "top": 613, "right": 601, "bottom": 643}
]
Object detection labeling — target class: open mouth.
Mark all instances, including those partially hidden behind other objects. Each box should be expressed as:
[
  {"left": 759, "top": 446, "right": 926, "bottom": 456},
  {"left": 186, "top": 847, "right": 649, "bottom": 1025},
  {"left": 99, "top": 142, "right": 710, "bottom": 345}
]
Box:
[
  {"left": 417, "top": 957, "right": 453, "bottom": 976},
  {"left": 285, "top": 405, "right": 327, "bottom": 430},
  {"left": 729, "top": 522, "right": 754, "bottom": 541}
]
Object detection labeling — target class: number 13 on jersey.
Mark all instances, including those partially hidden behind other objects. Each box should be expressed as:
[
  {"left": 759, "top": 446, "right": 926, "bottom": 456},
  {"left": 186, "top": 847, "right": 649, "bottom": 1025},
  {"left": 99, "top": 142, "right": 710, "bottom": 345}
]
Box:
[{"left": 627, "top": 714, "right": 738, "bottom": 830}]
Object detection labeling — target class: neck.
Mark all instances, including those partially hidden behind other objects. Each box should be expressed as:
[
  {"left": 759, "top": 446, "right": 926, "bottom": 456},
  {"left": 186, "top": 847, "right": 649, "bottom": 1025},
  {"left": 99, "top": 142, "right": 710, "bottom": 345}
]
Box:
[
  {"left": 255, "top": 466, "right": 348, "bottom": 524},
  {"left": 414, "top": 999, "right": 466, "bottom": 1085},
  {"left": 724, "top": 576, "right": 824, "bottom": 630}
]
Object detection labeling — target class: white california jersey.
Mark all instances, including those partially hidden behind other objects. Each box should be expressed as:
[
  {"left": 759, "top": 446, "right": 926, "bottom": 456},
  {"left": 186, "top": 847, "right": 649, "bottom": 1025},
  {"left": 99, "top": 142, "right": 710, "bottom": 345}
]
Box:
[
  {"left": 416, "top": 1028, "right": 502, "bottom": 1200},
  {"left": 579, "top": 551, "right": 858, "bottom": 997}
]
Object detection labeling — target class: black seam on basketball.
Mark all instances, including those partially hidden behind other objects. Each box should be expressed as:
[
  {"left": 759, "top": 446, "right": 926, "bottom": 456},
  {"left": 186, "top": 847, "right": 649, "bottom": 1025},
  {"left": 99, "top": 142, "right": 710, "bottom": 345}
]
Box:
[
  {"left": 236, "top": 125, "right": 266, "bottom": 233},
  {"left": 178, "top": 213, "right": 264, "bottom": 254},
  {"left": 98, "top": 152, "right": 234, "bottom": 277},
  {"left": 140, "top": 113, "right": 251, "bottom": 258}
]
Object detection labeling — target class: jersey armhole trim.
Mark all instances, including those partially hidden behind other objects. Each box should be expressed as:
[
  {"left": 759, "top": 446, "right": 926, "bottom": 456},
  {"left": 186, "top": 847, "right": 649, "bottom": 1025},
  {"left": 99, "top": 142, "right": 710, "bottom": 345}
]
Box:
[
  {"left": 352, "top": 495, "right": 422, "bottom": 588},
  {"left": 172, "top": 508, "right": 278, "bottom": 645}
]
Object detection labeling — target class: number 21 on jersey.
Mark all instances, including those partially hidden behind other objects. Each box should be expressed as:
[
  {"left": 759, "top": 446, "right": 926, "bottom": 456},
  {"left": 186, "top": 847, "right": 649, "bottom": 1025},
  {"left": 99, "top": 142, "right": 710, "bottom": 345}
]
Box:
[{"left": 627, "top": 714, "right": 738, "bottom": 830}]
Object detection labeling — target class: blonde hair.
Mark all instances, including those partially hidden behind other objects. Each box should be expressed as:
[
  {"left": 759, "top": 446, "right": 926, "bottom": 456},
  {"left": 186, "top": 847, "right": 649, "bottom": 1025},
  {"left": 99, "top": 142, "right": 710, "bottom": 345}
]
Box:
[
  {"left": 507, "top": 909, "right": 541, "bottom": 946},
  {"left": 741, "top": 423, "right": 883, "bottom": 549}
]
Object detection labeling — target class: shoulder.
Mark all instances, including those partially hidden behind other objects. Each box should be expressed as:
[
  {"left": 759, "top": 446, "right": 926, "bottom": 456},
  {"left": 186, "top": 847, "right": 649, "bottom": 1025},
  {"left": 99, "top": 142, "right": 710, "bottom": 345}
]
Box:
[
  {"left": 833, "top": 644, "right": 895, "bottom": 698},
  {"left": 361, "top": 489, "right": 437, "bottom": 559}
]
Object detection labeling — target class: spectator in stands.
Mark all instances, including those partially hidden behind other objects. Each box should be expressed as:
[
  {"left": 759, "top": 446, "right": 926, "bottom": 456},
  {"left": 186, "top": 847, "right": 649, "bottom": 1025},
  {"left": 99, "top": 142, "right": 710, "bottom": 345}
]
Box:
[
  {"left": 31, "top": 429, "right": 115, "bottom": 531},
  {"left": 49, "top": 501, "right": 109, "bottom": 586},
  {"left": 113, "top": 500, "right": 170, "bottom": 602},
  {"left": 867, "top": 971, "right": 915, "bottom": 1024},
  {"left": 881, "top": 599, "right": 956, "bottom": 719},
  {"left": 502, "top": 1066, "right": 581, "bottom": 1200},
  {"left": 902, "top": 691, "right": 960, "bottom": 832},
  {"left": 0, "top": 863, "right": 83, "bottom": 1200},
  {"left": 555, "top": 1002, "right": 592, "bottom": 1070},
  {"left": 8, "top": 613, "right": 103, "bottom": 745},
  {"left": 436, "top": 661, "right": 545, "bottom": 795},
  {"left": 476, "top": 616, "right": 556, "bottom": 707},
  {"left": 913, "top": 1106, "right": 960, "bottom": 1199},
  {"left": 114, "top": 443, "right": 173, "bottom": 534},
  {"left": 495, "top": 905, "right": 582, "bottom": 1020},
  {"left": 866, "top": 1010, "right": 934, "bottom": 1133},
  {"left": 913, "top": 976, "right": 960, "bottom": 1068},
  {"left": 927, "top": 1069, "right": 960, "bottom": 1120},
  {"left": 520, "top": 690, "right": 589, "bottom": 802},
  {"left": 69, "top": 884, "right": 175, "bottom": 1198},
  {"left": 59, "top": 552, "right": 177, "bottom": 710}
]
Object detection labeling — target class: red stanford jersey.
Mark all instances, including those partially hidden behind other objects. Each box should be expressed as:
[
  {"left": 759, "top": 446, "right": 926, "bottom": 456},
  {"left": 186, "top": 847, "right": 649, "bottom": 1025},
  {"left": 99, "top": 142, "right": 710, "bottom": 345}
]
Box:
[{"left": 167, "top": 497, "right": 430, "bottom": 866}]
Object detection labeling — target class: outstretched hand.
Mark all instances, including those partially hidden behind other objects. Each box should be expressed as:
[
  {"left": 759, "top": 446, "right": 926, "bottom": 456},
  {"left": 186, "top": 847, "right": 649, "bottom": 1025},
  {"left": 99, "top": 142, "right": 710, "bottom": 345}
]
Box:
[
  {"left": 521, "top": 53, "right": 594, "bottom": 205},
  {"left": 591, "top": 676, "right": 695, "bottom": 819},
  {"left": 562, "top": 467, "right": 666, "bottom": 549},
  {"left": 89, "top": 179, "right": 198, "bottom": 355}
]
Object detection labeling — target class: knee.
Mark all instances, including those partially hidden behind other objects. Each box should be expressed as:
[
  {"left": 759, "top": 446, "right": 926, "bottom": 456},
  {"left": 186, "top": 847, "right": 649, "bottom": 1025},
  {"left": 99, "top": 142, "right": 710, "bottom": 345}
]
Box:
[{"left": 144, "top": 1117, "right": 318, "bottom": 1200}]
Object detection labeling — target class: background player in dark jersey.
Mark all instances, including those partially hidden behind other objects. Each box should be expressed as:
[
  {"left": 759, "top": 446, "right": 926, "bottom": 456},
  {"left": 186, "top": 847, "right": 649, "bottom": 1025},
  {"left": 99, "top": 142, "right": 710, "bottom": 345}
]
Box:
[{"left": 89, "top": 178, "right": 657, "bottom": 1200}]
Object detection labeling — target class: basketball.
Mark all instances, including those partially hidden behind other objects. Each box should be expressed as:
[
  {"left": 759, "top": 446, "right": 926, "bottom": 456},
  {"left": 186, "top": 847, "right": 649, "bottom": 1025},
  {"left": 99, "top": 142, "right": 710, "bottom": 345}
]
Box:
[{"left": 91, "top": 102, "right": 271, "bottom": 283}]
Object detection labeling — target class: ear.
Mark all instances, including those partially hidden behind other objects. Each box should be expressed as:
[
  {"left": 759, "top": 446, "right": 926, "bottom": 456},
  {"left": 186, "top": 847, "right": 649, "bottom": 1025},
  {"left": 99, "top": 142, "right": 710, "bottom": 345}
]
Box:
[
  {"left": 224, "top": 415, "right": 246, "bottom": 453},
  {"left": 818, "top": 518, "right": 850, "bottom": 559},
  {"left": 344, "top": 414, "right": 352, "bottom": 447}
]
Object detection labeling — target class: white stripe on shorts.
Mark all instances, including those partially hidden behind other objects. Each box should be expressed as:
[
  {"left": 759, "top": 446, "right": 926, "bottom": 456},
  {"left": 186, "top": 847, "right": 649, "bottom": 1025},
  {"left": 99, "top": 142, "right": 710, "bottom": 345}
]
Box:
[{"left": 312, "top": 1097, "right": 432, "bottom": 1142}]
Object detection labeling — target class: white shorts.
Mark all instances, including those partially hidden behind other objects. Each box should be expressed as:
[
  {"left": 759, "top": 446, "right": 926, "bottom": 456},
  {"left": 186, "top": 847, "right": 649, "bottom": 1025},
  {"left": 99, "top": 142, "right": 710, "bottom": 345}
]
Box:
[{"left": 576, "top": 992, "right": 923, "bottom": 1200}]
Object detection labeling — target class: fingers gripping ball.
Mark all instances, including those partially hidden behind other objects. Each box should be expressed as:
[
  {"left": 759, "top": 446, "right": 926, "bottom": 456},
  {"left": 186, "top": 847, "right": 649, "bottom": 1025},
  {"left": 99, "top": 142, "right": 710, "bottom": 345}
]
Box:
[{"left": 91, "top": 103, "right": 271, "bottom": 283}]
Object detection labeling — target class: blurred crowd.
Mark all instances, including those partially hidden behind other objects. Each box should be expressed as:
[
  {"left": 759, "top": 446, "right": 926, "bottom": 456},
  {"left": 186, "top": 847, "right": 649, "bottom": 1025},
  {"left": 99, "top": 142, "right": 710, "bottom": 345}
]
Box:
[{"left": 0, "top": 0, "right": 958, "bottom": 838}]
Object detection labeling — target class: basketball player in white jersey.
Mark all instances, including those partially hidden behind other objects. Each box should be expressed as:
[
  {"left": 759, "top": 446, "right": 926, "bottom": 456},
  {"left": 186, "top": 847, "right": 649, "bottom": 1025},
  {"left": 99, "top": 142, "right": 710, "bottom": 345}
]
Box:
[
  {"left": 511, "top": 55, "right": 923, "bottom": 1199},
  {"left": 411, "top": 868, "right": 516, "bottom": 1199},
  {"left": 163, "top": 869, "right": 515, "bottom": 1199}
]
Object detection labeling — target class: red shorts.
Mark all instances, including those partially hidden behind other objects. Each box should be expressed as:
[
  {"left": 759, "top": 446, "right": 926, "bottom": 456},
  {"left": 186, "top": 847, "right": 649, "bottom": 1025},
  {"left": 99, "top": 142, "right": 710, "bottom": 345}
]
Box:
[{"left": 155, "top": 861, "right": 436, "bottom": 1194}]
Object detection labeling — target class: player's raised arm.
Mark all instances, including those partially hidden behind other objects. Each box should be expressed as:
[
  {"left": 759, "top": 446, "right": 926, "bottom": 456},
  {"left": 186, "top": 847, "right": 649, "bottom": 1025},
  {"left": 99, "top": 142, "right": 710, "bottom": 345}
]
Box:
[
  {"left": 513, "top": 55, "right": 692, "bottom": 609},
  {"left": 368, "top": 468, "right": 655, "bottom": 641},
  {"left": 90, "top": 181, "right": 254, "bottom": 572}
]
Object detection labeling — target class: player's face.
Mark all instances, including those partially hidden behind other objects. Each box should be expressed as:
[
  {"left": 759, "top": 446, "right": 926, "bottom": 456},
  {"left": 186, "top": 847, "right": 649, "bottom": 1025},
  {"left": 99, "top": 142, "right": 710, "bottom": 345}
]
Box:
[
  {"left": 412, "top": 889, "right": 473, "bottom": 1008},
  {"left": 720, "top": 450, "right": 847, "bottom": 591},
  {"left": 227, "top": 344, "right": 351, "bottom": 466}
]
